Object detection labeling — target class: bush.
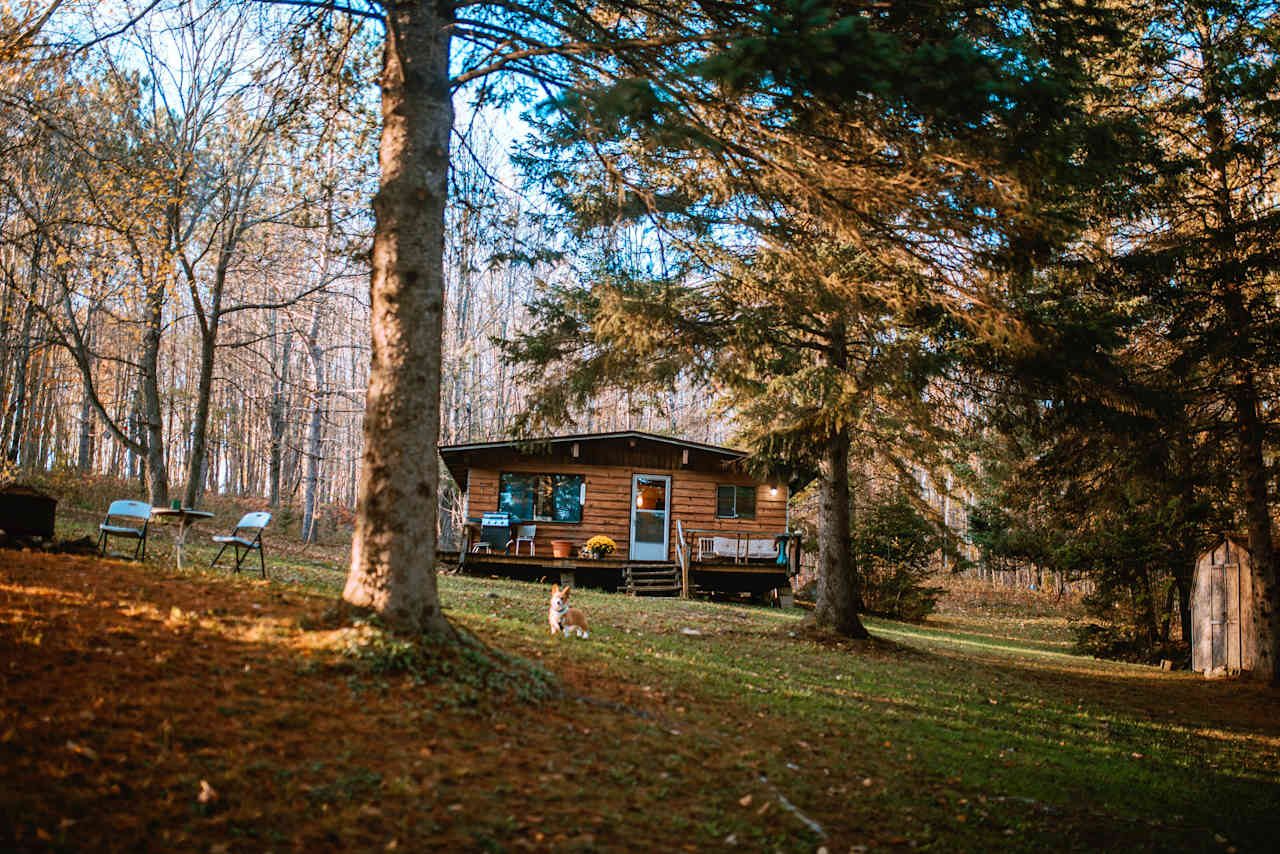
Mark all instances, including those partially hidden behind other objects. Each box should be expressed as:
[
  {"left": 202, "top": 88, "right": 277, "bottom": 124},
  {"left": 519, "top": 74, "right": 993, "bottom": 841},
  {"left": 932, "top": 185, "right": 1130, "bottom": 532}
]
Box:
[
  {"left": 1072, "top": 621, "right": 1188, "bottom": 666},
  {"left": 859, "top": 559, "right": 945, "bottom": 621},
  {"left": 853, "top": 490, "right": 947, "bottom": 621}
]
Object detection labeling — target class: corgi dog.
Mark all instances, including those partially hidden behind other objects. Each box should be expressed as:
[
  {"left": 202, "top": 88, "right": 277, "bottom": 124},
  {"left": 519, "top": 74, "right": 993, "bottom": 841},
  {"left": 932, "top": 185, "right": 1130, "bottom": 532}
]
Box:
[{"left": 548, "top": 584, "right": 589, "bottom": 638}]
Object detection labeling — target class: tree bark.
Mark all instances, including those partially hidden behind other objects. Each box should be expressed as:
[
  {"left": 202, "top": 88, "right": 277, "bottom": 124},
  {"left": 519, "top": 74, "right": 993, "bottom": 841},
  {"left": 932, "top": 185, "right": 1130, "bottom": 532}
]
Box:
[
  {"left": 268, "top": 326, "right": 292, "bottom": 507},
  {"left": 76, "top": 365, "right": 94, "bottom": 472},
  {"left": 1230, "top": 371, "right": 1277, "bottom": 679},
  {"left": 139, "top": 274, "right": 169, "bottom": 505},
  {"left": 344, "top": 0, "right": 452, "bottom": 636},
  {"left": 4, "top": 233, "right": 41, "bottom": 463},
  {"left": 302, "top": 303, "right": 325, "bottom": 543},
  {"left": 811, "top": 425, "right": 869, "bottom": 637},
  {"left": 183, "top": 316, "right": 218, "bottom": 508},
  {"left": 182, "top": 229, "right": 235, "bottom": 509},
  {"left": 809, "top": 319, "right": 869, "bottom": 638}
]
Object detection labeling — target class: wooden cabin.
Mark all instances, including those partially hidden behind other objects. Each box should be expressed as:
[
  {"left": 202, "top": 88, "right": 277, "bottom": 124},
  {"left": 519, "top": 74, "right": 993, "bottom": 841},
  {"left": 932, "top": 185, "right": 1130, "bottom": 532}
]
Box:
[
  {"left": 1191, "top": 537, "right": 1258, "bottom": 675},
  {"left": 439, "top": 431, "right": 799, "bottom": 600}
]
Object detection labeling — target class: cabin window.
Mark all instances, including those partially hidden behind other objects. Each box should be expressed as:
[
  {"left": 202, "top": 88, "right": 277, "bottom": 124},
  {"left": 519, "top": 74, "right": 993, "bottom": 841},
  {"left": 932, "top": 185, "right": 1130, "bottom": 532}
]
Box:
[
  {"left": 716, "top": 485, "right": 756, "bottom": 519},
  {"left": 498, "top": 473, "right": 584, "bottom": 523}
]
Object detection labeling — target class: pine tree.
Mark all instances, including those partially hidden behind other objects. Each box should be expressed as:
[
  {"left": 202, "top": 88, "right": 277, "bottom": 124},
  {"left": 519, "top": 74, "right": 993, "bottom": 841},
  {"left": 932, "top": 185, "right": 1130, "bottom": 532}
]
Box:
[{"left": 504, "top": 1, "right": 1121, "bottom": 635}]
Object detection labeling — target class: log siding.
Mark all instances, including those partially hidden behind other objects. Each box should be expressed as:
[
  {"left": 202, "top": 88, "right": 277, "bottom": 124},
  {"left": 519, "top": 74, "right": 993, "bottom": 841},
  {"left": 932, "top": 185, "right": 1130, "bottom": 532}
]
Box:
[{"left": 466, "top": 462, "right": 786, "bottom": 560}]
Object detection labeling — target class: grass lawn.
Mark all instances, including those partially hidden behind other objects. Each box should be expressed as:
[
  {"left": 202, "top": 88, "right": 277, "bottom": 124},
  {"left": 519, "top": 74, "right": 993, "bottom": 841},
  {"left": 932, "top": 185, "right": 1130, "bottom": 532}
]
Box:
[{"left": 1, "top": 509, "right": 1277, "bottom": 852}]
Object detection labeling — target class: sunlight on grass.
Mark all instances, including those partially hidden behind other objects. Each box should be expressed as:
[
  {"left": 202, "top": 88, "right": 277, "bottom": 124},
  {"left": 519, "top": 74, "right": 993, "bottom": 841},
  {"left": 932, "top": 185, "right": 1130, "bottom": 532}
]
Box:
[
  {"left": 15, "top": 547, "right": 1272, "bottom": 852},
  {"left": 434, "top": 572, "right": 1280, "bottom": 845},
  {"left": 866, "top": 620, "right": 1141, "bottom": 667}
]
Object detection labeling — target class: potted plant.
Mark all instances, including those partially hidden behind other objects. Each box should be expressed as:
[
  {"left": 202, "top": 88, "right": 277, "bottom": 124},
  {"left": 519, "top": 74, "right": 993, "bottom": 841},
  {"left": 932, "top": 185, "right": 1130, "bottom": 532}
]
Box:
[{"left": 584, "top": 535, "right": 616, "bottom": 559}]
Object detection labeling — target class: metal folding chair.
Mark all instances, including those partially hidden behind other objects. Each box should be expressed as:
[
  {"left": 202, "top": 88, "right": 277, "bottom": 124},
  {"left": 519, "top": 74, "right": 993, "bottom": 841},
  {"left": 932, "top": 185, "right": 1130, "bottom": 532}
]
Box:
[
  {"left": 210, "top": 512, "right": 271, "bottom": 578},
  {"left": 98, "top": 500, "right": 151, "bottom": 560}
]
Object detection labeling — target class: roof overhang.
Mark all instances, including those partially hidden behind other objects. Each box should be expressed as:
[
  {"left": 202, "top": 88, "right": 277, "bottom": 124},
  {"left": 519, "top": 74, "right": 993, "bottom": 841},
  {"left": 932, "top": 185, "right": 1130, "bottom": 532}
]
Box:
[{"left": 438, "top": 431, "right": 747, "bottom": 485}]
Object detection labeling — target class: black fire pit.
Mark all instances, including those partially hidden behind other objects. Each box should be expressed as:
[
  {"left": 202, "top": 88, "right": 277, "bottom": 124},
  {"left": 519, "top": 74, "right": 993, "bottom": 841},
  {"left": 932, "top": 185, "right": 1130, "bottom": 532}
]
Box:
[{"left": 0, "top": 483, "right": 58, "bottom": 540}]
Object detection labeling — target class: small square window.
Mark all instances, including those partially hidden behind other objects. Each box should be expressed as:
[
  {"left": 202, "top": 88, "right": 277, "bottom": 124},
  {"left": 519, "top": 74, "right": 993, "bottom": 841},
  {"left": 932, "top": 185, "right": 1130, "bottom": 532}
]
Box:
[{"left": 716, "top": 485, "right": 756, "bottom": 520}]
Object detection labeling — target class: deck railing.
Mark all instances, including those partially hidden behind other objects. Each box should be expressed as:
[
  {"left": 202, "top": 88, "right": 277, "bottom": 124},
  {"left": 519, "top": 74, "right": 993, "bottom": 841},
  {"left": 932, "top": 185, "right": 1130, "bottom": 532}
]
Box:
[
  {"left": 680, "top": 525, "right": 800, "bottom": 572},
  {"left": 675, "top": 519, "right": 689, "bottom": 598}
]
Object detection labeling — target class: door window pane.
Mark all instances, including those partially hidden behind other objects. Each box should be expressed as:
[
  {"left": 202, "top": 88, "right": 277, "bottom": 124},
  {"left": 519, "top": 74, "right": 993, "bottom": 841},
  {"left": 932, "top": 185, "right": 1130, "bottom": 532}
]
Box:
[
  {"left": 636, "top": 478, "right": 666, "bottom": 511},
  {"left": 634, "top": 511, "right": 666, "bottom": 543}
]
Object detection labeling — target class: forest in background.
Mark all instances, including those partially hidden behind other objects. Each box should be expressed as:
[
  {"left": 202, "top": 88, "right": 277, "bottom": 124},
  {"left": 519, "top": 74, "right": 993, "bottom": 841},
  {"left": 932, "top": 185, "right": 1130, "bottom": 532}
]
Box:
[{"left": 0, "top": 2, "right": 722, "bottom": 536}]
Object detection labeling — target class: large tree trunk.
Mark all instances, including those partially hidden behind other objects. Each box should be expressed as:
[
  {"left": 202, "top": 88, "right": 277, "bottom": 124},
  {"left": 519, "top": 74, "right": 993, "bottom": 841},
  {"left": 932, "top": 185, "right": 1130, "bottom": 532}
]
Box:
[
  {"left": 809, "top": 319, "right": 869, "bottom": 638},
  {"left": 810, "top": 425, "right": 869, "bottom": 638},
  {"left": 344, "top": 0, "right": 452, "bottom": 636},
  {"left": 1231, "top": 376, "right": 1277, "bottom": 679}
]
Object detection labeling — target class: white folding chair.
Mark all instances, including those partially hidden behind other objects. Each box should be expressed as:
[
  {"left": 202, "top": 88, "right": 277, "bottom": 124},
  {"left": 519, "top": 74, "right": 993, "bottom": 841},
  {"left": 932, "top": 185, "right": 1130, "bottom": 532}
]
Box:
[
  {"left": 98, "top": 500, "right": 151, "bottom": 560},
  {"left": 211, "top": 512, "right": 271, "bottom": 578}
]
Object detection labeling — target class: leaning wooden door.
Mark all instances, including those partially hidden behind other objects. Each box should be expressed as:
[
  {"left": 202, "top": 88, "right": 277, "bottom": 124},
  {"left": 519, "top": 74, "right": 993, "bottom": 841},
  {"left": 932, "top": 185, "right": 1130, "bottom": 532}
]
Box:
[
  {"left": 1210, "top": 566, "right": 1227, "bottom": 671},
  {"left": 629, "top": 474, "right": 670, "bottom": 561}
]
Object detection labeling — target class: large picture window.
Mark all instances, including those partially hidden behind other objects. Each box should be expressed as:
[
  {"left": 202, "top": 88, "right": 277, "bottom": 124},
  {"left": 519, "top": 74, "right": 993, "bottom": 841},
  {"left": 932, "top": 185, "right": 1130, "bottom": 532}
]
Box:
[
  {"left": 716, "top": 485, "right": 756, "bottom": 519},
  {"left": 499, "top": 473, "right": 584, "bottom": 523}
]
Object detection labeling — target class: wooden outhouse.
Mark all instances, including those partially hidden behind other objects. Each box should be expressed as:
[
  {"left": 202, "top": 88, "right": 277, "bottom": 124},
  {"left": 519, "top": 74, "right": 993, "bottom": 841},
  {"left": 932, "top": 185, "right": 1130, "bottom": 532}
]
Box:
[
  {"left": 1191, "top": 537, "right": 1257, "bottom": 675},
  {"left": 439, "top": 431, "right": 798, "bottom": 597}
]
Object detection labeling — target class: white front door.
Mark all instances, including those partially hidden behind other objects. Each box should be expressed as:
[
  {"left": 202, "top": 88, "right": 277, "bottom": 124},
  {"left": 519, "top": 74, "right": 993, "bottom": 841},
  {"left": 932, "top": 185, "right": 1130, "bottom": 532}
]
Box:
[{"left": 629, "top": 474, "right": 670, "bottom": 561}]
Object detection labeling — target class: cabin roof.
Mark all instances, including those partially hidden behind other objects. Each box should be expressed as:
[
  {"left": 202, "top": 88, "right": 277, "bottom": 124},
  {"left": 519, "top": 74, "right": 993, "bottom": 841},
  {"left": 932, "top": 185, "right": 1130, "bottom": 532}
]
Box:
[
  {"left": 439, "top": 430, "right": 745, "bottom": 458},
  {"left": 438, "top": 431, "right": 747, "bottom": 486}
]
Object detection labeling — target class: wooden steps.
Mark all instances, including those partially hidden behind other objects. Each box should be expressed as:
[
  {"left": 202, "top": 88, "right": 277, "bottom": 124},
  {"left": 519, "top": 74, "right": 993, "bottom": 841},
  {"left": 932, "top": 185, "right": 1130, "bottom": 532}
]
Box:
[{"left": 623, "top": 562, "right": 682, "bottom": 597}]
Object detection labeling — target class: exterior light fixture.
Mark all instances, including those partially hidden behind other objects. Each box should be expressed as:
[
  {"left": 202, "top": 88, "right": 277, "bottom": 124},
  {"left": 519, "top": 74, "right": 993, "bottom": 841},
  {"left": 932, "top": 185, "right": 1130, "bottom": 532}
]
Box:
[{"left": 770, "top": 486, "right": 779, "bottom": 497}]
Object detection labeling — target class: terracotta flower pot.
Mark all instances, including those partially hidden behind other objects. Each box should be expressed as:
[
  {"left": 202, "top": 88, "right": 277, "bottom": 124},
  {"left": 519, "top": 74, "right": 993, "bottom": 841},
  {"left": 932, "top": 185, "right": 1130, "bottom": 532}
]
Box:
[{"left": 551, "top": 540, "right": 574, "bottom": 558}]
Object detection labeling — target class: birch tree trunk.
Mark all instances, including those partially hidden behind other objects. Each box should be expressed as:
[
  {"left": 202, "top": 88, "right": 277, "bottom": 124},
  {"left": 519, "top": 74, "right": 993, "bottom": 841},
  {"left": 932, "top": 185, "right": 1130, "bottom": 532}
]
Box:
[{"left": 343, "top": 0, "right": 451, "bottom": 635}]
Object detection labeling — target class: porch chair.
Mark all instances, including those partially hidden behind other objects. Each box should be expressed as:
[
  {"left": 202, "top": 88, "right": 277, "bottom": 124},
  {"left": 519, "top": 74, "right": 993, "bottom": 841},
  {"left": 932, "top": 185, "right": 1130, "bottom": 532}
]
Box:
[
  {"left": 210, "top": 511, "right": 271, "bottom": 578},
  {"left": 510, "top": 523, "right": 536, "bottom": 556},
  {"left": 98, "top": 500, "right": 152, "bottom": 560}
]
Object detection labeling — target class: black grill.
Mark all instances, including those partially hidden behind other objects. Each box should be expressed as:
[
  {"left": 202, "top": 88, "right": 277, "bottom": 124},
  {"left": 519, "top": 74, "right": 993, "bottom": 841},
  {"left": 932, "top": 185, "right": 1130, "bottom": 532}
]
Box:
[{"left": 479, "top": 512, "right": 512, "bottom": 552}]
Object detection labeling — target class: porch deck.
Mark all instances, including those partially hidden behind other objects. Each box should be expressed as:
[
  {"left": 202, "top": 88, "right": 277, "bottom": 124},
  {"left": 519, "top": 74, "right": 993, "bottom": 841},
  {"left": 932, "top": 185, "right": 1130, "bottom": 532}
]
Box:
[{"left": 444, "top": 548, "right": 792, "bottom": 600}]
